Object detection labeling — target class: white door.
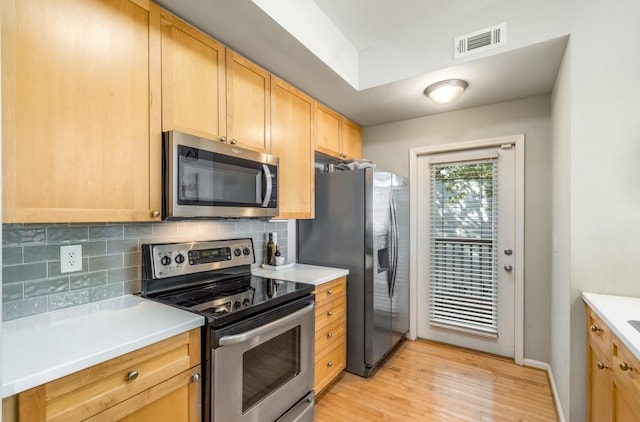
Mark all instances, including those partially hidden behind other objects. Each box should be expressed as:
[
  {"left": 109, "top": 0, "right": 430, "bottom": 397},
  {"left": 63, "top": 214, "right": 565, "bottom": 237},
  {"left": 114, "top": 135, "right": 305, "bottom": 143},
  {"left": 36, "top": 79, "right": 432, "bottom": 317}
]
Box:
[{"left": 416, "top": 142, "right": 517, "bottom": 357}]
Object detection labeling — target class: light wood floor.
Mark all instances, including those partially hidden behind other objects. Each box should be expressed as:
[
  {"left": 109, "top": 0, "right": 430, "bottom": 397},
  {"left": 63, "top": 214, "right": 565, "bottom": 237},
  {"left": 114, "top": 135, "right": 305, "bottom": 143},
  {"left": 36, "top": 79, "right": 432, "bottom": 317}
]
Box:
[{"left": 315, "top": 340, "right": 558, "bottom": 421}]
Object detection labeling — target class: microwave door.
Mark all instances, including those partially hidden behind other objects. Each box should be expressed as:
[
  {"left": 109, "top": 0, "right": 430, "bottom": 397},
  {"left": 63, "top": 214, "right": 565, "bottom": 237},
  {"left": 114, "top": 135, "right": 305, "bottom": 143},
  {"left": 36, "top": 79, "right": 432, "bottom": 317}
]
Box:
[{"left": 179, "top": 156, "right": 215, "bottom": 203}]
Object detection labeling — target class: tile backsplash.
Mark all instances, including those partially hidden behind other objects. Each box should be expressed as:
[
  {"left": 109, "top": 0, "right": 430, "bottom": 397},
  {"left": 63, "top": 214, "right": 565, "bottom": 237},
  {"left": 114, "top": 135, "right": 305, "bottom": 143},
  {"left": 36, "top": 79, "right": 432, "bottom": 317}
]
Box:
[{"left": 2, "top": 220, "right": 289, "bottom": 321}]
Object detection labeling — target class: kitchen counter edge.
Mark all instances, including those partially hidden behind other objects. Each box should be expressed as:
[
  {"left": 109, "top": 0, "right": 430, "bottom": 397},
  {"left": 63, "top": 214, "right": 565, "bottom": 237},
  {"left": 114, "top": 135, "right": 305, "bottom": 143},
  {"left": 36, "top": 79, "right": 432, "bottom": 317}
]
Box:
[
  {"left": 252, "top": 264, "right": 349, "bottom": 286},
  {"left": 2, "top": 295, "right": 204, "bottom": 398},
  {"left": 582, "top": 292, "right": 640, "bottom": 361}
]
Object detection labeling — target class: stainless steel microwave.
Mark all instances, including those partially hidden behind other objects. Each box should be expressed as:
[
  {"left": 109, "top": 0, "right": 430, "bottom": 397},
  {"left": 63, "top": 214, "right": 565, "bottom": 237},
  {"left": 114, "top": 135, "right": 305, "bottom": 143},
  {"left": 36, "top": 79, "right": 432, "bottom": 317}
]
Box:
[{"left": 163, "top": 131, "right": 278, "bottom": 219}]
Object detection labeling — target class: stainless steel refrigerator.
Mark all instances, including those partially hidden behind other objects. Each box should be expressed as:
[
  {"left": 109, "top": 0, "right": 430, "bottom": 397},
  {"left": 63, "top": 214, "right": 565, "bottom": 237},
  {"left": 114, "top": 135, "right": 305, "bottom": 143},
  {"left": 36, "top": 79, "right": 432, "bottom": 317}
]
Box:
[{"left": 298, "top": 167, "right": 409, "bottom": 377}]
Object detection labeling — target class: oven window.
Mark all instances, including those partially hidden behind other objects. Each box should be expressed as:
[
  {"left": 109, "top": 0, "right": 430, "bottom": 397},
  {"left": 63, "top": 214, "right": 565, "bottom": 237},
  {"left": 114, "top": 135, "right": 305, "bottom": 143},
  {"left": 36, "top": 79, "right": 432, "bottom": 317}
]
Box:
[
  {"left": 177, "top": 145, "right": 263, "bottom": 206},
  {"left": 242, "top": 326, "right": 301, "bottom": 412}
]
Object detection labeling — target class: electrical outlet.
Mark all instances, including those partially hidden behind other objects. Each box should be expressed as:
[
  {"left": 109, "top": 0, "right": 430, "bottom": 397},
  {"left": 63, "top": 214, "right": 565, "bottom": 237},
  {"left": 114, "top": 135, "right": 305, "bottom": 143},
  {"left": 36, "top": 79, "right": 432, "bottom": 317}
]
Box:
[{"left": 60, "top": 244, "right": 82, "bottom": 273}]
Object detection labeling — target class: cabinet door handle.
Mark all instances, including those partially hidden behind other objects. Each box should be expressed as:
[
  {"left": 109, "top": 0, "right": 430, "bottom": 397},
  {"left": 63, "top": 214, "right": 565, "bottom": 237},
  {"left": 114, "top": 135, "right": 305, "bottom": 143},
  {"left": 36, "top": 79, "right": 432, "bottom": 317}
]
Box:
[
  {"left": 126, "top": 370, "right": 139, "bottom": 381},
  {"left": 327, "top": 332, "right": 333, "bottom": 339},
  {"left": 327, "top": 311, "right": 333, "bottom": 317},
  {"left": 327, "top": 290, "right": 333, "bottom": 295},
  {"left": 230, "top": 139, "right": 237, "bottom": 145},
  {"left": 596, "top": 361, "right": 608, "bottom": 370},
  {"left": 219, "top": 136, "right": 227, "bottom": 143},
  {"left": 191, "top": 373, "right": 201, "bottom": 383},
  {"left": 151, "top": 210, "right": 160, "bottom": 218},
  {"left": 590, "top": 325, "right": 601, "bottom": 333},
  {"left": 619, "top": 362, "right": 632, "bottom": 372},
  {"left": 327, "top": 361, "right": 333, "bottom": 368}
]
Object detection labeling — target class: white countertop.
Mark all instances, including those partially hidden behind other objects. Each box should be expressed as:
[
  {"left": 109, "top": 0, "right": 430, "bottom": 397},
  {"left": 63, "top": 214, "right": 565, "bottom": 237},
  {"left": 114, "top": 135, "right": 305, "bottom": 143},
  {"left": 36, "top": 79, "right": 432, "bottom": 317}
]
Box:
[
  {"left": 252, "top": 263, "right": 349, "bottom": 286},
  {"left": 582, "top": 292, "right": 640, "bottom": 360},
  {"left": 2, "top": 295, "right": 204, "bottom": 398}
]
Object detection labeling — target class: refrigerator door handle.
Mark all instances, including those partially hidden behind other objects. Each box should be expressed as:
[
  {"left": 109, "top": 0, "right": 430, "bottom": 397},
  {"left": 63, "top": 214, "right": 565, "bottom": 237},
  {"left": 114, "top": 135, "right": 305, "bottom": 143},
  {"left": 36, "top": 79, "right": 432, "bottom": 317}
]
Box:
[{"left": 389, "top": 195, "right": 399, "bottom": 298}]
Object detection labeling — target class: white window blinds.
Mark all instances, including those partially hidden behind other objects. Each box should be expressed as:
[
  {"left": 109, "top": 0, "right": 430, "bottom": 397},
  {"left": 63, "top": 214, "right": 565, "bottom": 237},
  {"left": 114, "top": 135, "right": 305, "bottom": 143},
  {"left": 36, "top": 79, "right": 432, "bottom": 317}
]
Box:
[{"left": 429, "top": 159, "right": 498, "bottom": 335}]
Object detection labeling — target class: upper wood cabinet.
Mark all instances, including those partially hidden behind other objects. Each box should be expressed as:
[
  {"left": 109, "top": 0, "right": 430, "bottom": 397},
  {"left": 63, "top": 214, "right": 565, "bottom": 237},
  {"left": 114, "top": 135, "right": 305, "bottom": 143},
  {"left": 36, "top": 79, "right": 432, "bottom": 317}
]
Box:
[
  {"left": 341, "top": 118, "right": 364, "bottom": 160},
  {"left": 270, "top": 77, "right": 314, "bottom": 219},
  {"left": 226, "top": 51, "right": 271, "bottom": 152},
  {"left": 1, "top": 0, "right": 162, "bottom": 223},
  {"left": 160, "top": 10, "right": 226, "bottom": 140},
  {"left": 315, "top": 103, "right": 363, "bottom": 160}
]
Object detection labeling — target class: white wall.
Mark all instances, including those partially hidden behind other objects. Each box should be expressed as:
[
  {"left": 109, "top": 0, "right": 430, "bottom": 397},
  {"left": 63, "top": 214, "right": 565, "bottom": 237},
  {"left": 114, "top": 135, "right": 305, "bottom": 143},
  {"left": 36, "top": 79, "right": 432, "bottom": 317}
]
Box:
[
  {"left": 364, "top": 95, "right": 553, "bottom": 362},
  {"left": 550, "top": 42, "right": 572, "bottom": 421},
  {"left": 566, "top": 1, "right": 640, "bottom": 420}
]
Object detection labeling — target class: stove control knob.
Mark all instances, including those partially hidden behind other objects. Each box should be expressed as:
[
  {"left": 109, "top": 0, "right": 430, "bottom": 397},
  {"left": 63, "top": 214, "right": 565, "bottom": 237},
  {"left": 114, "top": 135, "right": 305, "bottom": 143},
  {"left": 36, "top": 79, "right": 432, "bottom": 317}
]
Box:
[
  {"left": 242, "top": 298, "right": 251, "bottom": 307},
  {"left": 233, "top": 301, "right": 241, "bottom": 310},
  {"left": 160, "top": 255, "right": 171, "bottom": 266},
  {"left": 243, "top": 247, "right": 251, "bottom": 256},
  {"left": 234, "top": 248, "right": 242, "bottom": 257},
  {"left": 174, "top": 253, "right": 185, "bottom": 264}
]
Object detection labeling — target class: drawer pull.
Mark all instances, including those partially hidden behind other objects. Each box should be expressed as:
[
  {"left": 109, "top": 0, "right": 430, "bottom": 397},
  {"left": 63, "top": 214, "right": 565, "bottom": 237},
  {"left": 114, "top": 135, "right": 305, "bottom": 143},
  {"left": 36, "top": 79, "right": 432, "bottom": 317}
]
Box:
[
  {"left": 327, "top": 332, "right": 333, "bottom": 338},
  {"left": 327, "top": 311, "right": 333, "bottom": 317},
  {"left": 327, "top": 361, "right": 333, "bottom": 368},
  {"left": 126, "top": 370, "right": 139, "bottom": 381},
  {"left": 191, "top": 373, "right": 201, "bottom": 383},
  {"left": 596, "top": 361, "right": 608, "bottom": 370},
  {"left": 327, "top": 290, "right": 333, "bottom": 295},
  {"left": 590, "top": 325, "right": 601, "bottom": 333},
  {"left": 619, "top": 362, "right": 632, "bottom": 372}
]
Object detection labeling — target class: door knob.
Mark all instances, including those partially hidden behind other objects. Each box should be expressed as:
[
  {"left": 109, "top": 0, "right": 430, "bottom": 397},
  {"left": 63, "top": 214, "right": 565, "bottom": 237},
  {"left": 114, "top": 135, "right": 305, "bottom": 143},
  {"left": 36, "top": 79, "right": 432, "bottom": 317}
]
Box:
[
  {"left": 504, "top": 249, "right": 513, "bottom": 256},
  {"left": 504, "top": 265, "right": 513, "bottom": 272}
]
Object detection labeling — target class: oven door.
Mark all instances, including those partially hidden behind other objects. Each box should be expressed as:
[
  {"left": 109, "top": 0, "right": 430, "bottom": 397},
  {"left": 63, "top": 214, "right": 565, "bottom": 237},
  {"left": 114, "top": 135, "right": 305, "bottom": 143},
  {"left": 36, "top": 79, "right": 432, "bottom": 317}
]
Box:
[
  {"left": 212, "top": 297, "right": 315, "bottom": 422},
  {"left": 164, "top": 130, "right": 278, "bottom": 219}
]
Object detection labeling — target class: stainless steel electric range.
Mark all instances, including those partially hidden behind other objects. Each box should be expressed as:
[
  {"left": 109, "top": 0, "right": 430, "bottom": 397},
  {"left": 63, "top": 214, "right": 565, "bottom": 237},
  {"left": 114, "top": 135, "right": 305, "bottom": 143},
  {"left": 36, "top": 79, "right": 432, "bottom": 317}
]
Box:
[{"left": 141, "top": 238, "right": 315, "bottom": 422}]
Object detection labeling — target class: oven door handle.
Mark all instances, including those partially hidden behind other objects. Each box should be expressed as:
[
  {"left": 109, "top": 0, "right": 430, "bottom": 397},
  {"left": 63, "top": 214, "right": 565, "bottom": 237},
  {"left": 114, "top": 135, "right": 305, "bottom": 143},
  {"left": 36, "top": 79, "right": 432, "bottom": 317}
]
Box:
[
  {"left": 261, "top": 164, "right": 273, "bottom": 207},
  {"left": 218, "top": 303, "right": 314, "bottom": 346}
]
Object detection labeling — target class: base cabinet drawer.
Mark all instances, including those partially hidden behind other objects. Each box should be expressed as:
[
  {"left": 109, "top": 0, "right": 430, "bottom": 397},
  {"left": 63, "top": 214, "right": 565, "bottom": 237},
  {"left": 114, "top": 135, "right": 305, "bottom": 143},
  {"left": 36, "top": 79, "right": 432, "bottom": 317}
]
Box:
[
  {"left": 3, "top": 329, "right": 201, "bottom": 422},
  {"left": 315, "top": 317, "right": 345, "bottom": 355},
  {"left": 314, "top": 341, "right": 346, "bottom": 395}
]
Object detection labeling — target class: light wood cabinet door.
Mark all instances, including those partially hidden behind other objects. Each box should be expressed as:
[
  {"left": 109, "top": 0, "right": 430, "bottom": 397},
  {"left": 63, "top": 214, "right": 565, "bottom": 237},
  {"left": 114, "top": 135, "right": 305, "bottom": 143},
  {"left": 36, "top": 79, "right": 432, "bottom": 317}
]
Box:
[
  {"left": 270, "top": 77, "right": 314, "bottom": 219},
  {"left": 226, "top": 50, "right": 271, "bottom": 152},
  {"left": 161, "top": 10, "right": 226, "bottom": 141},
  {"left": 315, "top": 103, "right": 341, "bottom": 156},
  {"left": 612, "top": 338, "right": 640, "bottom": 422},
  {"left": 588, "top": 342, "right": 613, "bottom": 422},
  {"left": 2, "top": 0, "right": 162, "bottom": 223},
  {"left": 314, "top": 102, "right": 363, "bottom": 160},
  {"left": 341, "top": 117, "right": 363, "bottom": 159}
]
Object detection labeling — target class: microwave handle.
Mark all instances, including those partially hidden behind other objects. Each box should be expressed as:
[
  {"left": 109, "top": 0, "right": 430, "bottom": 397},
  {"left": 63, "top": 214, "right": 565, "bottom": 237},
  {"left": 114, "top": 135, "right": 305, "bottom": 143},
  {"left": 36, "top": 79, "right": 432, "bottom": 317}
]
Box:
[{"left": 262, "top": 164, "right": 273, "bottom": 207}]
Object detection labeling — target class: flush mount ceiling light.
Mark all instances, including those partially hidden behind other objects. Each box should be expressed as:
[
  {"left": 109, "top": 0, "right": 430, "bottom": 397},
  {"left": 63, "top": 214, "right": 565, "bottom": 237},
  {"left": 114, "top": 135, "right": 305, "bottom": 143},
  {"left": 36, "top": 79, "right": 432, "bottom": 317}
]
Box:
[{"left": 423, "top": 79, "right": 469, "bottom": 105}]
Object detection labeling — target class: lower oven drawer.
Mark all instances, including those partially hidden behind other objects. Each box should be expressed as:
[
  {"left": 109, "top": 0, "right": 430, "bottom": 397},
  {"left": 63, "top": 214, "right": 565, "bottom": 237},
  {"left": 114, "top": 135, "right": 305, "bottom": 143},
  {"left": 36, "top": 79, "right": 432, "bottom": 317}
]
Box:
[{"left": 275, "top": 391, "right": 314, "bottom": 422}]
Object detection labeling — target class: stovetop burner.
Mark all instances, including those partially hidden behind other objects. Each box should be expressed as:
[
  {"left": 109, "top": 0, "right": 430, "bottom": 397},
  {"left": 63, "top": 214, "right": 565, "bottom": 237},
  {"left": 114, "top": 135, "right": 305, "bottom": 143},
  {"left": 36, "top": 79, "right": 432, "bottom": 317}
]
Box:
[{"left": 141, "top": 239, "right": 314, "bottom": 327}]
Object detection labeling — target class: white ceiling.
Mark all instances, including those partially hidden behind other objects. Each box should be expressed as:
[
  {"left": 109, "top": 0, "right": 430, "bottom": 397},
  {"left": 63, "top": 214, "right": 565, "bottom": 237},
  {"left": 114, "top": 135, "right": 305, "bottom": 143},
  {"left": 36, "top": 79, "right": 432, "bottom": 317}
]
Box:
[{"left": 155, "top": 0, "right": 569, "bottom": 127}]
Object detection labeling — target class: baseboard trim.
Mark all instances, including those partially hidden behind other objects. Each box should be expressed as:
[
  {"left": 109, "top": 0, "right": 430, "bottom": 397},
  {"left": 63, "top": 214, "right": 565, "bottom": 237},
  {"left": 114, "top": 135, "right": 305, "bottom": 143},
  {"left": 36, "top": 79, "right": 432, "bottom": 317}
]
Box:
[{"left": 523, "top": 359, "right": 566, "bottom": 422}]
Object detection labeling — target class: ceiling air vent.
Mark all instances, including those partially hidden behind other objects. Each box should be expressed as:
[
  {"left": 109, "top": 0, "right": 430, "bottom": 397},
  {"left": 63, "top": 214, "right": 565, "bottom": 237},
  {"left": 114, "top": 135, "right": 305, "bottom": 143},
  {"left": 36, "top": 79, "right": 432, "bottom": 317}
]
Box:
[{"left": 454, "top": 23, "right": 507, "bottom": 59}]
